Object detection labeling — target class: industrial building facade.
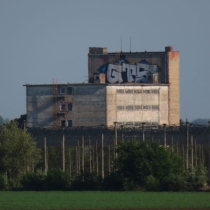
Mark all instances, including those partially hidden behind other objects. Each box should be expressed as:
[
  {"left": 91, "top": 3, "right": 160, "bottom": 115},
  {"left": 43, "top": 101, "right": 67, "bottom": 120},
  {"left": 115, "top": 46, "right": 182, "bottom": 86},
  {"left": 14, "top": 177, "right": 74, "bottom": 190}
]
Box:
[{"left": 25, "top": 46, "right": 179, "bottom": 128}]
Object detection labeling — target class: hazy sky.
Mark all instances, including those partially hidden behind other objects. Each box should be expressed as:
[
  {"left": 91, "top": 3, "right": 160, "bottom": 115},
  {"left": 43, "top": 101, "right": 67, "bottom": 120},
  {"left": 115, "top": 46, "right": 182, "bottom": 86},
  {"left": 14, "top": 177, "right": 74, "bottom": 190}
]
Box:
[{"left": 0, "top": 0, "right": 210, "bottom": 121}]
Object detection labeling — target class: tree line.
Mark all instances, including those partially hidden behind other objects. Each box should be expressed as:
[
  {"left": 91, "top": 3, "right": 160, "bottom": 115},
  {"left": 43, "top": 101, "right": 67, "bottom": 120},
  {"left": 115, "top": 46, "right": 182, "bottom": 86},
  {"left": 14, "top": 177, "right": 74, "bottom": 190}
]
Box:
[{"left": 0, "top": 121, "right": 209, "bottom": 191}]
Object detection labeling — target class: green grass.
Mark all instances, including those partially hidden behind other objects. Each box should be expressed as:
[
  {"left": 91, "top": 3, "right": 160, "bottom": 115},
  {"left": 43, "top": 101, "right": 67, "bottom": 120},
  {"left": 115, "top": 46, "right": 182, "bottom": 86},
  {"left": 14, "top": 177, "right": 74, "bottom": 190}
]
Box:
[{"left": 0, "top": 191, "right": 210, "bottom": 209}]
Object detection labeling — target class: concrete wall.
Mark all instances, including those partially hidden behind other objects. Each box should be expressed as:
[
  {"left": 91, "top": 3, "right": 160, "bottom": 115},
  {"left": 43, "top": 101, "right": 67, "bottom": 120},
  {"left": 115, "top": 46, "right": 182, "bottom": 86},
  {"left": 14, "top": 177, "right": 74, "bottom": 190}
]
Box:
[
  {"left": 167, "top": 50, "right": 180, "bottom": 125},
  {"left": 106, "top": 85, "right": 168, "bottom": 127},
  {"left": 26, "top": 86, "right": 54, "bottom": 128},
  {"left": 26, "top": 84, "right": 106, "bottom": 128},
  {"left": 72, "top": 85, "right": 106, "bottom": 126}
]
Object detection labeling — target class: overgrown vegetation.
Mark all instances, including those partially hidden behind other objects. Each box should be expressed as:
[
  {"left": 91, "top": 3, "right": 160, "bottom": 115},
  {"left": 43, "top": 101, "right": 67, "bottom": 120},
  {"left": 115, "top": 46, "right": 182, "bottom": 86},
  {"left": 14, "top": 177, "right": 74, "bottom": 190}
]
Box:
[
  {"left": 0, "top": 122, "right": 41, "bottom": 189},
  {"left": 0, "top": 123, "right": 209, "bottom": 191}
]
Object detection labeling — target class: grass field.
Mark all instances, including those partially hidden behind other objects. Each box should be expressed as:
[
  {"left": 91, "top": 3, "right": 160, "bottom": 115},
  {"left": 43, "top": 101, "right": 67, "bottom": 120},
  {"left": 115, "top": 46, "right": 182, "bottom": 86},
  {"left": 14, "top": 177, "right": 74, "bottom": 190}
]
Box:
[{"left": 0, "top": 191, "right": 210, "bottom": 209}]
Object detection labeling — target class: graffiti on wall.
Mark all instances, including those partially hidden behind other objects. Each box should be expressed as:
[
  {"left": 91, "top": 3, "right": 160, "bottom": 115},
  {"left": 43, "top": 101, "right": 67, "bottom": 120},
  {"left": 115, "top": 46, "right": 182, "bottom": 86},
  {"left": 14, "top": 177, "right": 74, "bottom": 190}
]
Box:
[{"left": 98, "top": 55, "right": 160, "bottom": 84}]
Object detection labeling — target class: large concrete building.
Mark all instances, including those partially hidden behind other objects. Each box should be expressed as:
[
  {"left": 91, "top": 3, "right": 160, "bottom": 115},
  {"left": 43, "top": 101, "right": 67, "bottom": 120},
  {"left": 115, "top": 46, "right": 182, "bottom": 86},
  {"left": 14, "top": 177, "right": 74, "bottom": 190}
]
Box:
[{"left": 24, "top": 46, "right": 179, "bottom": 128}]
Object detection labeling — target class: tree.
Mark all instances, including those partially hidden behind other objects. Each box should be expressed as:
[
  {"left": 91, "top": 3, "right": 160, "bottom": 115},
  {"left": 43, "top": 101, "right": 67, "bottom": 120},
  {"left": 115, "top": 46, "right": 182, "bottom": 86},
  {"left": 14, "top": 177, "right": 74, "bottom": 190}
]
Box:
[
  {"left": 0, "top": 122, "right": 41, "bottom": 188},
  {"left": 115, "top": 140, "right": 183, "bottom": 189}
]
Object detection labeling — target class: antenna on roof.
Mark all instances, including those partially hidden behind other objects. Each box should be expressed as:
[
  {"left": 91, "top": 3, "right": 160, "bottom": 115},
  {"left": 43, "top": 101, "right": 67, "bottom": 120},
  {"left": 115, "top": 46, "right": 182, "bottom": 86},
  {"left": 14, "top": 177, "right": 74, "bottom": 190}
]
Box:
[
  {"left": 130, "top": 37, "right": 131, "bottom": 52},
  {"left": 121, "top": 37, "right": 122, "bottom": 52}
]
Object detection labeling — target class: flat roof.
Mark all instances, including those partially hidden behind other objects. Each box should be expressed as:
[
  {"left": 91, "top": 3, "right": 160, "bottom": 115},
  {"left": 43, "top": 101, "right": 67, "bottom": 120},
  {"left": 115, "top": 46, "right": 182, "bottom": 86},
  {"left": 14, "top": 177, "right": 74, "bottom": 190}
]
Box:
[{"left": 23, "top": 83, "right": 169, "bottom": 87}]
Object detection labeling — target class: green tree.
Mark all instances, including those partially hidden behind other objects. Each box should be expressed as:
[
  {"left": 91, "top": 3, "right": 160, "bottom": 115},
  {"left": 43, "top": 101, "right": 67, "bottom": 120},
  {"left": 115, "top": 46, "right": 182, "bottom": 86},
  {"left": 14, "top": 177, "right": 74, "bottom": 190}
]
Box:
[
  {"left": 115, "top": 140, "right": 183, "bottom": 189},
  {"left": 0, "top": 122, "right": 41, "bottom": 188}
]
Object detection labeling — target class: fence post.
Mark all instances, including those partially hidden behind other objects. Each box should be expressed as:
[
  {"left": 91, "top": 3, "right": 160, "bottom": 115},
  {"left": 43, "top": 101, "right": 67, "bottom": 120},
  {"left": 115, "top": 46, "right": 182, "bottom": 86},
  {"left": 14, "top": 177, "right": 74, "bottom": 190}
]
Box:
[
  {"left": 82, "top": 134, "right": 84, "bottom": 181},
  {"left": 78, "top": 141, "right": 80, "bottom": 176},
  {"left": 43, "top": 128, "right": 48, "bottom": 174},
  {"left": 108, "top": 145, "right": 111, "bottom": 175},
  {"left": 96, "top": 140, "right": 98, "bottom": 176},
  {"left": 62, "top": 128, "right": 65, "bottom": 171},
  {"left": 69, "top": 147, "right": 71, "bottom": 179},
  {"left": 89, "top": 136, "right": 92, "bottom": 173},
  {"left": 191, "top": 135, "right": 194, "bottom": 169},
  {"left": 163, "top": 124, "right": 166, "bottom": 149},
  {"left": 171, "top": 126, "right": 173, "bottom": 153},
  {"left": 76, "top": 146, "right": 78, "bottom": 176},
  {"left": 142, "top": 122, "right": 145, "bottom": 141},
  {"left": 194, "top": 139, "right": 197, "bottom": 167},
  {"left": 186, "top": 119, "right": 189, "bottom": 170},
  {"left": 114, "top": 122, "right": 118, "bottom": 159},
  {"left": 208, "top": 121, "right": 210, "bottom": 177},
  {"left": 121, "top": 125, "right": 124, "bottom": 143}
]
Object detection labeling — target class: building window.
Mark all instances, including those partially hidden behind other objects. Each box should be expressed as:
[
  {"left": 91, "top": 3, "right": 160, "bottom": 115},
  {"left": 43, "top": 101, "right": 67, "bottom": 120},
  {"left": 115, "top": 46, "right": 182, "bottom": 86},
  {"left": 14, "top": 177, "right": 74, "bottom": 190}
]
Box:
[
  {"left": 67, "top": 87, "right": 73, "bottom": 95},
  {"left": 61, "top": 120, "right": 66, "bottom": 127},
  {"left": 68, "top": 103, "right": 72, "bottom": 111},
  {"left": 152, "top": 105, "right": 159, "bottom": 110},
  {"left": 60, "top": 87, "right": 66, "bottom": 94},
  {"left": 117, "top": 105, "right": 124, "bottom": 111},
  {"left": 125, "top": 89, "right": 133, "bottom": 94},
  {"left": 116, "top": 89, "right": 124, "bottom": 94},
  {"left": 134, "top": 89, "right": 142, "bottom": 94},
  {"left": 68, "top": 120, "right": 72, "bottom": 127},
  {"left": 126, "top": 105, "right": 133, "bottom": 111},
  {"left": 143, "top": 89, "right": 150, "bottom": 94},
  {"left": 135, "top": 105, "right": 142, "bottom": 110}
]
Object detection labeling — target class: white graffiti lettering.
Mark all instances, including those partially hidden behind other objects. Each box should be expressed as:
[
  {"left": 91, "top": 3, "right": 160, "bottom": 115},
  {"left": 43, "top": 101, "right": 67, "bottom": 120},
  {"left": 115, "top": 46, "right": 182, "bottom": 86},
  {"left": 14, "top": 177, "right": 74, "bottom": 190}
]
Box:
[{"left": 106, "top": 62, "right": 158, "bottom": 84}]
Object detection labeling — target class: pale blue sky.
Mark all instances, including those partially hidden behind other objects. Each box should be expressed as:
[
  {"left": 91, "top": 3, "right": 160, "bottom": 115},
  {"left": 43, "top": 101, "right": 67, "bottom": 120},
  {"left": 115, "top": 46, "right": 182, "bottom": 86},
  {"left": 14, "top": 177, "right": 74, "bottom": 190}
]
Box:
[{"left": 0, "top": 0, "right": 210, "bottom": 121}]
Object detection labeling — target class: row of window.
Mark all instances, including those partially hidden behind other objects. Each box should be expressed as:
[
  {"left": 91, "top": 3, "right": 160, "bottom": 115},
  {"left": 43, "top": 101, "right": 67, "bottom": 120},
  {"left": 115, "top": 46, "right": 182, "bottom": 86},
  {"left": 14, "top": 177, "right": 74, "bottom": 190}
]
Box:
[
  {"left": 117, "top": 121, "right": 159, "bottom": 126},
  {"left": 60, "top": 87, "right": 73, "bottom": 95},
  {"left": 116, "top": 89, "right": 159, "bottom": 94},
  {"left": 117, "top": 105, "right": 159, "bottom": 111}
]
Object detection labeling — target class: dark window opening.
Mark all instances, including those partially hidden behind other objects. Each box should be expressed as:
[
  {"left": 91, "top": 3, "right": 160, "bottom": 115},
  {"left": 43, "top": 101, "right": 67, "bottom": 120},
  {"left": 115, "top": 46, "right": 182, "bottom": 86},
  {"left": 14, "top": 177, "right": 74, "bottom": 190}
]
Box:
[
  {"left": 61, "top": 120, "right": 66, "bottom": 127},
  {"left": 61, "top": 104, "right": 65, "bottom": 111},
  {"left": 60, "top": 87, "right": 66, "bottom": 94},
  {"left": 68, "top": 103, "right": 72, "bottom": 111},
  {"left": 67, "top": 87, "right": 73, "bottom": 95},
  {"left": 68, "top": 120, "right": 72, "bottom": 127}
]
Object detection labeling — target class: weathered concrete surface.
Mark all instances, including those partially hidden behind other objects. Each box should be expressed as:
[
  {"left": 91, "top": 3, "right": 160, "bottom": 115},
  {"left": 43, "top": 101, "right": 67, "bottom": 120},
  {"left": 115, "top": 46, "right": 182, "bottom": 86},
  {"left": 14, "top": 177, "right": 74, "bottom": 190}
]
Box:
[
  {"left": 167, "top": 51, "right": 180, "bottom": 125},
  {"left": 106, "top": 85, "right": 168, "bottom": 127}
]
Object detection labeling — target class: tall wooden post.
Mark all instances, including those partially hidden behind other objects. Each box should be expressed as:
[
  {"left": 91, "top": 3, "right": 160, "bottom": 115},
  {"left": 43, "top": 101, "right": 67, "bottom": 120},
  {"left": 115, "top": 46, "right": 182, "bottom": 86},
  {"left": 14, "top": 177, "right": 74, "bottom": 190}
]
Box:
[
  {"left": 69, "top": 147, "right": 71, "bottom": 179},
  {"left": 78, "top": 141, "right": 80, "bottom": 175},
  {"left": 195, "top": 139, "right": 197, "bottom": 167},
  {"left": 163, "top": 124, "right": 166, "bottom": 149},
  {"left": 89, "top": 137, "right": 92, "bottom": 173},
  {"left": 114, "top": 122, "right": 118, "bottom": 159},
  {"left": 76, "top": 146, "right": 78, "bottom": 176},
  {"left": 101, "top": 132, "right": 104, "bottom": 179},
  {"left": 121, "top": 125, "right": 124, "bottom": 143},
  {"left": 92, "top": 145, "right": 95, "bottom": 173},
  {"left": 108, "top": 145, "right": 110, "bottom": 175},
  {"left": 82, "top": 135, "right": 84, "bottom": 181},
  {"left": 191, "top": 135, "right": 194, "bottom": 168},
  {"left": 62, "top": 128, "right": 65, "bottom": 171},
  {"left": 142, "top": 122, "right": 145, "bottom": 141},
  {"left": 176, "top": 141, "right": 178, "bottom": 156},
  {"left": 199, "top": 145, "right": 201, "bottom": 165},
  {"left": 43, "top": 128, "right": 48, "bottom": 173},
  {"left": 208, "top": 121, "right": 210, "bottom": 177},
  {"left": 182, "top": 144, "right": 185, "bottom": 169},
  {"left": 186, "top": 119, "right": 189, "bottom": 169},
  {"left": 96, "top": 140, "right": 98, "bottom": 176}
]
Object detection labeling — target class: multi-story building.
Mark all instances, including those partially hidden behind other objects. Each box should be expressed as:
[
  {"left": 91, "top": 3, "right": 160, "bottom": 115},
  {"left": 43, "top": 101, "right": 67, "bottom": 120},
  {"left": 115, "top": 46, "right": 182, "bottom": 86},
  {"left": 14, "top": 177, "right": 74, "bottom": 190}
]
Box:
[{"left": 24, "top": 46, "right": 179, "bottom": 128}]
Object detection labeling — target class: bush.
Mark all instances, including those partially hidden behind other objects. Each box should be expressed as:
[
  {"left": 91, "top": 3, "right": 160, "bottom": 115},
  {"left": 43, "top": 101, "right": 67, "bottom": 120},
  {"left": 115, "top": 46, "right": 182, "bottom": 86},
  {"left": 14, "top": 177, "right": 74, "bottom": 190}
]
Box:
[
  {"left": 0, "top": 173, "right": 8, "bottom": 190},
  {"left": 45, "top": 169, "right": 70, "bottom": 190},
  {"left": 102, "top": 173, "right": 125, "bottom": 191},
  {"left": 20, "top": 170, "right": 46, "bottom": 190},
  {"left": 71, "top": 173, "right": 101, "bottom": 191},
  {"left": 160, "top": 173, "right": 186, "bottom": 191},
  {"left": 145, "top": 175, "right": 159, "bottom": 191},
  {"left": 185, "top": 164, "right": 208, "bottom": 191}
]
